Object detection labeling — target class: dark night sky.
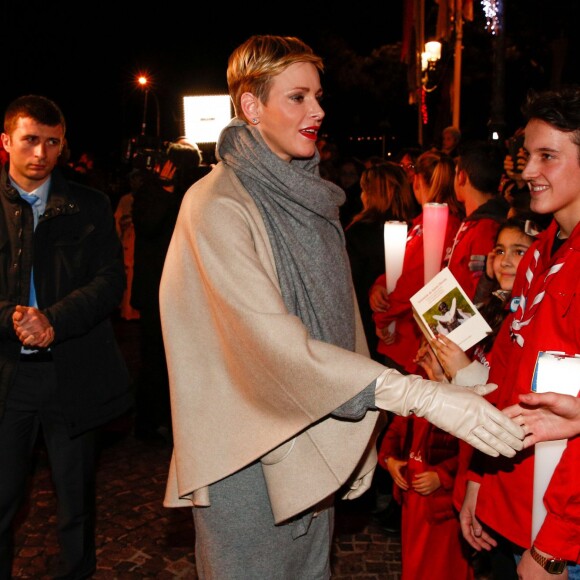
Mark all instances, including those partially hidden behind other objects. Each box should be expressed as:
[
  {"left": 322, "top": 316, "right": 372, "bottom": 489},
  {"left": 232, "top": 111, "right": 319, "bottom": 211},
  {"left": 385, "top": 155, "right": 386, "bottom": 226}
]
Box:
[
  {"left": 3, "top": 1, "right": 579, "bottom": 166},
  {"left": 2, "top": 2, "right": 405, "bottom": 163}
]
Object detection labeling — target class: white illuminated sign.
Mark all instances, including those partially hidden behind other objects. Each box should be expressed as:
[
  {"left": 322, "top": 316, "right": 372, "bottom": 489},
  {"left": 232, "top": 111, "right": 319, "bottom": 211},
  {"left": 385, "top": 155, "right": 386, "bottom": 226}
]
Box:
[{"left": 183, "top": 95, "right": 232, "bottom": 144}]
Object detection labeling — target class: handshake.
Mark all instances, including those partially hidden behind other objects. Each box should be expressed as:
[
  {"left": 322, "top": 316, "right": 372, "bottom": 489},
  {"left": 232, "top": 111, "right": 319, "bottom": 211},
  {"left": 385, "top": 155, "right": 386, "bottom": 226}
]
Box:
[
  {"left": 373, "top": 369, "right": 524, "bottom": 458},
  {"left": 343, "top": 369, "right": 525, "bottom": 501}
]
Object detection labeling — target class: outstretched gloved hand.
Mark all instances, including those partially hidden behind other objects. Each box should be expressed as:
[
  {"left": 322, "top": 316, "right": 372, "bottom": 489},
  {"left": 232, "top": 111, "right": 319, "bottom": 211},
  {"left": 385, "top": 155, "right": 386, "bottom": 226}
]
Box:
[{"left": 374, "top": 369, "right": 524, "bottom": 457}]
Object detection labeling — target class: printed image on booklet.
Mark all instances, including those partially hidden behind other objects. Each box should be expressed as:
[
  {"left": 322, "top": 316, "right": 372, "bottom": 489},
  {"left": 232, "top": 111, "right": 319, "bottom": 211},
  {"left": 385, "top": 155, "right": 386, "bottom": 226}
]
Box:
[{"left": 410, "top": 267, "right": 492, "bottom": 352}]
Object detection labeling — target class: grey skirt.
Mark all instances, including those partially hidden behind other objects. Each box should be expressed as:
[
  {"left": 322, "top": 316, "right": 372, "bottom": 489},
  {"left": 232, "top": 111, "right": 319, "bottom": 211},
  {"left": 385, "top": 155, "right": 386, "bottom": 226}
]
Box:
[{"left": 193, "top": 461, "right": 334, "bottom": 580}]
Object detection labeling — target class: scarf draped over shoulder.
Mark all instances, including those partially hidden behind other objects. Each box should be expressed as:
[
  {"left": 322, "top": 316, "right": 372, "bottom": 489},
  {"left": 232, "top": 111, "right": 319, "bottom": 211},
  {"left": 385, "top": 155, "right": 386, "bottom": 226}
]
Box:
[{"left": 218, "top": 119, "right": 355, "bottom": 350}]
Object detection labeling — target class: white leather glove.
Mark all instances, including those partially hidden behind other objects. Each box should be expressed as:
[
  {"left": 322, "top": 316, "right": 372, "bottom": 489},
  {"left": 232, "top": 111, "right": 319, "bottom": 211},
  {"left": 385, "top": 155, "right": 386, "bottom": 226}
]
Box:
[
  {"left": 342, "top": 466, "right": 375, "bottom": 500},
  {"left": 374, "top": 369, "right": 524, "bottom": 458}
]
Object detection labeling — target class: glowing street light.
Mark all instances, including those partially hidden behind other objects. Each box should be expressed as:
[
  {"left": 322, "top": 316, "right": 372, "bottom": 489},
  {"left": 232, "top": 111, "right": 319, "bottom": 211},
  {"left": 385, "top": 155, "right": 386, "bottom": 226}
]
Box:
[
  {"left": 421, "top": 40, "right": 442, "bottom": 91},
  {"left": 137, "top": 75, "right": 149, "bottom": 136},
  {"left": 417, "top": 39, "right": 443, "bottom": 144},
  {"left": 136, "top": 74, "right": 159, "bottom": 137}
]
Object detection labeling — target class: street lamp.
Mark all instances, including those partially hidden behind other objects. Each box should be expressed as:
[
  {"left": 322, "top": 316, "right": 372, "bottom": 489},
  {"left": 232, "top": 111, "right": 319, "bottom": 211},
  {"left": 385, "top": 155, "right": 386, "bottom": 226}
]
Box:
[
  {"left": 137, "top": 75, "right": 149, "bottom": 136},
  {"left": 136, "top": 74, "right": 160, "bottom": 138},
  {"left": 417, "top": 40, "right": 443, "bottom": 143},
  {"left": 421, "top": 41, "right": 442, "bottom": 92}
]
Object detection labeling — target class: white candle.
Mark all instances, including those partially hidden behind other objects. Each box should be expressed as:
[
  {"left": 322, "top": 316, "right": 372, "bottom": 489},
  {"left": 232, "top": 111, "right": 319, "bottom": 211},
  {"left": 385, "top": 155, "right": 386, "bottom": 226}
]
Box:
[
  {"left": 383, "top": 221, "right": 408, "bottom": 334},
  {"left": 384, "top": 221, "right": 408, "bottom": 294},
  {"left": 423, "top": 202, "right": 449, "bottom": 284}
]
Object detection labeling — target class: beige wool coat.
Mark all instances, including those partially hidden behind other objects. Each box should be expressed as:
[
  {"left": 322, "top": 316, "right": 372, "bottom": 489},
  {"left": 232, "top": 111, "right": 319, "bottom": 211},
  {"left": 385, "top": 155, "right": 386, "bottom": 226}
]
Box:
[{"left": 160, "top": 163, "right": 387, "bottom": 524}]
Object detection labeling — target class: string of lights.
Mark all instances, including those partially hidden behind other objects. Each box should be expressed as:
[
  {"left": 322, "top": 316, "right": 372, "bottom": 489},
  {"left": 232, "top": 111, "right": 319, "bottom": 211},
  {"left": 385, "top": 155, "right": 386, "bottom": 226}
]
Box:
[{"left": 481, "top": 0, "right": 503, "bottom": 35}]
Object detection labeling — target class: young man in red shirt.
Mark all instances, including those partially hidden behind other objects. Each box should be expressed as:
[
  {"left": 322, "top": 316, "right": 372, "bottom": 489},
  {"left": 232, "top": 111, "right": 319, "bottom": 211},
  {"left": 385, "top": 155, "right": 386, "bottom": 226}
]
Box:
[{"left": 460, "top": 87, "right": 580, "bottom": 579}]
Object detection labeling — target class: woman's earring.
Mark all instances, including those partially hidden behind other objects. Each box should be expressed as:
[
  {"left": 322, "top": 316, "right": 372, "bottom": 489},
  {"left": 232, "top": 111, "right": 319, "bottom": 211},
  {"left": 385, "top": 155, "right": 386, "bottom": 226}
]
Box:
[{"left": 252, "top": 118, "right": 259, "bottom": 124}]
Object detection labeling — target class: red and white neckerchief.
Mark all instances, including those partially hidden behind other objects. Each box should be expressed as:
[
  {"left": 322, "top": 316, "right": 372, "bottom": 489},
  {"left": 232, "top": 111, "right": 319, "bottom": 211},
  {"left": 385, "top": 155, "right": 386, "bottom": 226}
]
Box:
[
  {"left": 443, "top": 220, "right": 476, "bottom": 267},
  {"left": 509, "top": 245, "right": 567, "bottom": 347},
  {"left": 407, "top": 222, "right": 422, "bottom": 243}
]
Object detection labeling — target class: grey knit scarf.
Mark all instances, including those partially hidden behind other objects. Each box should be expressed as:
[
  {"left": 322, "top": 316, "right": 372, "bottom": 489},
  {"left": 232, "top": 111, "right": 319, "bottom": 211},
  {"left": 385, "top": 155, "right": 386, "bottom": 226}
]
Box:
[{"left": 217, "top": 118, "right": 355, "bottom": 351}]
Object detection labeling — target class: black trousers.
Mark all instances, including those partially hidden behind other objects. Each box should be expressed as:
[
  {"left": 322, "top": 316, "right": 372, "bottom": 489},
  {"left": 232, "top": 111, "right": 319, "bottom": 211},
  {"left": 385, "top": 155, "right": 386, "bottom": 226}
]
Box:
[
  {"left": 134, "top": 306, "right": 171, "bottom": 435},
  {"left": 0, "top": 361, "right": 97, "bottom": 580}
]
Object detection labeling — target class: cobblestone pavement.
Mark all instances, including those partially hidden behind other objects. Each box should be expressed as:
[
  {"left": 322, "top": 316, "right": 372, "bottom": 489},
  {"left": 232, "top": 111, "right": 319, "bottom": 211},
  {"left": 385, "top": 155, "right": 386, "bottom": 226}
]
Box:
[
  {"left": 11, "top": 319, "right": 402, "bottom": 579},
  {"left": 11, "top": 432, "right": 402, "bottom": 579}
]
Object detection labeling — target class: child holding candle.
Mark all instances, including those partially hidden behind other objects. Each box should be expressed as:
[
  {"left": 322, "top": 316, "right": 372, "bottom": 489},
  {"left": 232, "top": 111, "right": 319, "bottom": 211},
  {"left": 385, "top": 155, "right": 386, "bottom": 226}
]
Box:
[
  {"left": 370, "top": 150, "right": 463, "bottom": 375},
  {"left": 345, "top": 162, "right": 416, "bottom": 363}
]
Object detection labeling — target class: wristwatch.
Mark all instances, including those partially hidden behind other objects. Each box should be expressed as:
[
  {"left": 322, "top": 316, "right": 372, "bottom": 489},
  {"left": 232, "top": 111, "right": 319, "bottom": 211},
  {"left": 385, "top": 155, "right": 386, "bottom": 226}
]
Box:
[{"left": 530, "top": 545, "right": 567, "bottom": 574}]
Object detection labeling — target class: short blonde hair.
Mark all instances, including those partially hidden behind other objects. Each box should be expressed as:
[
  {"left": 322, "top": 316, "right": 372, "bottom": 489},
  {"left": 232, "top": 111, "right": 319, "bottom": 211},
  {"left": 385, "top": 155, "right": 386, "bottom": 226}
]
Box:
[{"left": 227, "top": 35, "right": 324, "bottom": 122}]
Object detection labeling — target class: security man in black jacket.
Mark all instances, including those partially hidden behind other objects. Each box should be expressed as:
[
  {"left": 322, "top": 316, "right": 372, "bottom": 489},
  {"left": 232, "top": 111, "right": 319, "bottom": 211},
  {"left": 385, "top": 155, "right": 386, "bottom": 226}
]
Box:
[{"left": 0, "top": 95, "right": 133, "bottom": 579}]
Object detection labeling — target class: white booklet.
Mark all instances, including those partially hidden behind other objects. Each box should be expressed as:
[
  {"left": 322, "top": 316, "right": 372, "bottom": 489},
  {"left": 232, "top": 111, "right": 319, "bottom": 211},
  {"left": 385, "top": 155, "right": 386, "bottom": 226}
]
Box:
[{"left": 410, "top": 267, "right": 492, "bottom": 352}]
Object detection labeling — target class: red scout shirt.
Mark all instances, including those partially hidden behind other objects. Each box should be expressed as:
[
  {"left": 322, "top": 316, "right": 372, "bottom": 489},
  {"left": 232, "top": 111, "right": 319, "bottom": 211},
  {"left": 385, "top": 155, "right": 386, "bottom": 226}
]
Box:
[
  {"left": 469, "top": 219, "right": 580, "bottom": 563},
  {"left": 446, "top": 198, "right": 509, "bottom": 300}
]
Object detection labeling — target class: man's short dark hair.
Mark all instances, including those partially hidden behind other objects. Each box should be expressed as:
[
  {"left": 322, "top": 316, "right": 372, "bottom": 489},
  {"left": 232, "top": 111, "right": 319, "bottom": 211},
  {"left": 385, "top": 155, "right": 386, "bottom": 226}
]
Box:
[
  {"left": 456, "top": 140, "right": 504, "bottom": 194},
  {"left": 4, "top": 95, "right": 65, "bottom": 134},
  {"left": 522, "top": 85, "right": 580, "bottom": 152}
]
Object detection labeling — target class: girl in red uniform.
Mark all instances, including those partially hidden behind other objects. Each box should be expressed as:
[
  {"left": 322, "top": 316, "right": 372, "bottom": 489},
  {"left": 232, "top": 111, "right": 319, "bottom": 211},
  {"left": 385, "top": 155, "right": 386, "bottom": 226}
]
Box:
[
  {"left": 420, "top": 217, "right": 536, "bottom": 386},
  {"left": 370, "top": 151, "right": 463, "bottom": 375},
  {"left": 378, "top": 402, "right": 474, "bottom": 580}
]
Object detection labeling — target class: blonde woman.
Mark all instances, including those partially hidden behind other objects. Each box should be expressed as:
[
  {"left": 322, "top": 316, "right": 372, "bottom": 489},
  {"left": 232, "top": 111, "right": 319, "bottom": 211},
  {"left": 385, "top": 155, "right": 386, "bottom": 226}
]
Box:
[
  {"left": 345, "top": 162, "right": 417, "bottom": 362},
  {"left": 158, "top": 35, "right": 524, "bottom": 578}
]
